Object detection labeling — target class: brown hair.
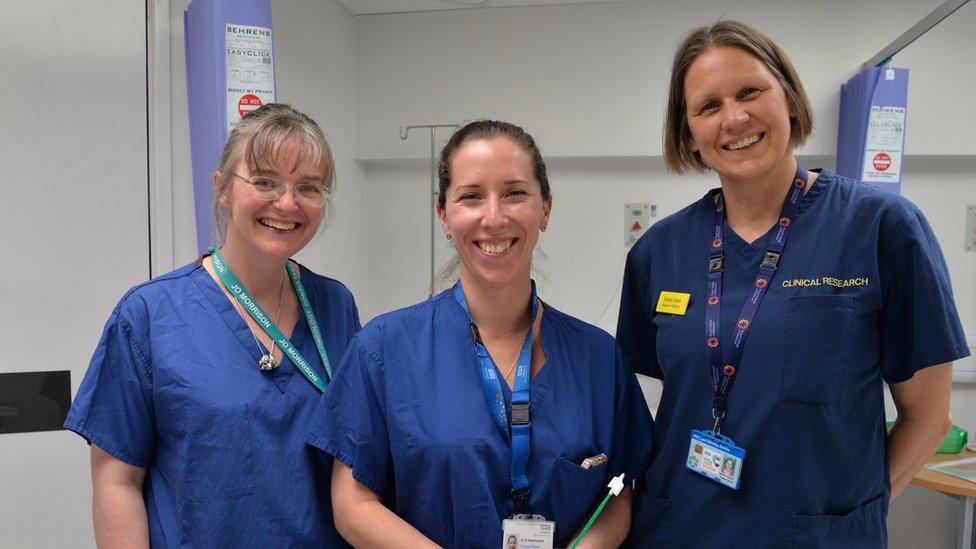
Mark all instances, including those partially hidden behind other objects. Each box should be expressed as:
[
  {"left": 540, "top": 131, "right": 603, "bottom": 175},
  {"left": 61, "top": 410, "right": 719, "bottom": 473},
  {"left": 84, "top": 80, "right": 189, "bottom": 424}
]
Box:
[
  {"left": 436, "top": 120, "right": 550, "bottom": 209},
  {"left": 213, "top": 103, "right": 335, "bottom": 242},
  {"left": 663, "top": 20, "right": 814, "bottom": 173}
]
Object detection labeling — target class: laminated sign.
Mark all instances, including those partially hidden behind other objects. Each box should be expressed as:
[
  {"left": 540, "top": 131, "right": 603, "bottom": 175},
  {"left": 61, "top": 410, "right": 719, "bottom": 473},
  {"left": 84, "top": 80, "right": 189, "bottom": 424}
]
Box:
[
  {"left": 225, "top": 23, "right": 275, "bottom": 133},
  {"left": 836, "top": 67, "right": 909, "bottom": 194}
]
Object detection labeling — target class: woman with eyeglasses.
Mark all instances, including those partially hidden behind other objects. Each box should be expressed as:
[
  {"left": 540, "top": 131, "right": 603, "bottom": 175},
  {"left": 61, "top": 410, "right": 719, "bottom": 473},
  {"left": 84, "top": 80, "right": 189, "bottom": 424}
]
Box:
[{"left": 65, "top": 104, "right": 361, "bottom": 547}]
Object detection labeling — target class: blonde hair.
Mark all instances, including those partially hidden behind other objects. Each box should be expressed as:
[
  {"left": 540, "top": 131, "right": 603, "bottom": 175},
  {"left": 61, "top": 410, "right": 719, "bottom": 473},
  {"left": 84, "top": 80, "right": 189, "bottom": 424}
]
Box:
[{"left": 213, "top": 103, "right": 335, "bottom": 242}]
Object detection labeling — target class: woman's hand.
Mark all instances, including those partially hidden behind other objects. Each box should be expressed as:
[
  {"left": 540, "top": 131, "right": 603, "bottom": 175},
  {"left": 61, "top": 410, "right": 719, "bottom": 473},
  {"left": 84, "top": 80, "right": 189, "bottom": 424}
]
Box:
[
  {"left": 331, "top": 459, "right": 441, "bottom": 548},
  {"left": 888, "top": 362, "right": 954, "bottom": 500},
  {"left": 90, "top": 444, "right": 149, "bottom": 549}
]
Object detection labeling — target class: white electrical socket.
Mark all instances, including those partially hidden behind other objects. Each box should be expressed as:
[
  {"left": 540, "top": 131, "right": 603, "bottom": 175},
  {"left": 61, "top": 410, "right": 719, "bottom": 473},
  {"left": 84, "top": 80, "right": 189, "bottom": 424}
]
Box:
[
  {"left": 966, "top": 205, "right": 976, "bottom": 253},
  {"left": 625, "top": 203, "right": 654, "bottom": 246}
]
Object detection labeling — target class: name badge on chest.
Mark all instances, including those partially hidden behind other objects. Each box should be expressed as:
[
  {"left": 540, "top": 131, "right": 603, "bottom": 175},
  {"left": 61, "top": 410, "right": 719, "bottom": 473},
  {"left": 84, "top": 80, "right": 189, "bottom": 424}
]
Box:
[
  {"left": 686, "top": 429, "right": 745, "bottom": 490},
  {"left": 655, "top": 291, "right": 691, "bottom": 315},
  {"left": 502, "top": 515, "right": 554, "bottom": 549}
]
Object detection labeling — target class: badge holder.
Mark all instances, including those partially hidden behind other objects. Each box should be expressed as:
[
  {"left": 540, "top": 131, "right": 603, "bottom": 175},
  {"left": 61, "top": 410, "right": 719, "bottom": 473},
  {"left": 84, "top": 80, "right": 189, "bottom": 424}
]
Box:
[
  {"left": 686, "top": 428, "right": 745, "bottom": 490},
  {"left": 501, "top": 488, "right": 554, "bottom": 549},
  {"left": 502, "top": 515, "right": 554, "bottom": 549}
]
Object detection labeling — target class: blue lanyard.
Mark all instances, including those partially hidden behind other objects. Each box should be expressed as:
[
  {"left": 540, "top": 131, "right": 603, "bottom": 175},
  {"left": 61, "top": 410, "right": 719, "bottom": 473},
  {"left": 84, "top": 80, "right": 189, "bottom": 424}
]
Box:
[
  {"left": 210, "top": 247, "right": 333, "bottom": 393},
  {"left": 704, "top": 165, "right": 807, "bottom": 434},
  {"left": 453, "top": 281, "right": 539, "bottom": 514}
]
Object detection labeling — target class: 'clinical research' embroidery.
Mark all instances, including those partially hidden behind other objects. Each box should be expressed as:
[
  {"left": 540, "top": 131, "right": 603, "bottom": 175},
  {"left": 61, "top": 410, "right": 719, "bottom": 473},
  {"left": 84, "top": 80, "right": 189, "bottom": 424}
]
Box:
[{"left": 781, "top": 276, "right": 869, "bottom": 288}]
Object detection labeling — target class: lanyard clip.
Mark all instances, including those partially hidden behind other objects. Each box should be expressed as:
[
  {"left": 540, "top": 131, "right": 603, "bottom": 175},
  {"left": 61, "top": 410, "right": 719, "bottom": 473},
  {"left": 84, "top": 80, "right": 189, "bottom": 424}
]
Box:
[
  {"left": 512, "top": 487, "right": 532, "bottom": 516},
  {"left": 761, "top": 251, "right": 781, "bottom": 270},
  {"left": 712, "top": 408, "right": 726, "bottom": 436},
  {"left": 511, "top": 403, "right": 531, "bottom": 426},
  {"left": 708, "top": 255, "right": 724, "bottom": 273}
]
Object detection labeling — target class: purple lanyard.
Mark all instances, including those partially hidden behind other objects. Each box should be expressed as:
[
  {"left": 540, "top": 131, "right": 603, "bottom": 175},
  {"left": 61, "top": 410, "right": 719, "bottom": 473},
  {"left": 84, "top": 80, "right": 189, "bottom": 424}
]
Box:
[{"left": 705, "top": 165, "right": 808, "bottom": 434}]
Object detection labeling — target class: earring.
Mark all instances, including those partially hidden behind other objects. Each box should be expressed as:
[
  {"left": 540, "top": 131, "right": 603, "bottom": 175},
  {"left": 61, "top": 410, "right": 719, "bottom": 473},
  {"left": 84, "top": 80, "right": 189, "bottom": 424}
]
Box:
[
  {"left": 446, "top": 233, "right": 453, "bottom": 240},
  {"left": 541, "top": 226, "right": 547, "bottom": 232}
]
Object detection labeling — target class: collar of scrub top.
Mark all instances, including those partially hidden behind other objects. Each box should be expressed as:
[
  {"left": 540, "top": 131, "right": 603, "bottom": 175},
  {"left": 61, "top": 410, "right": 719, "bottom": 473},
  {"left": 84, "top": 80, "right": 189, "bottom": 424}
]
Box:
[
  {"left": 705, "top": 164, "right": 807, "bottom": 435},
  {"left": 208, "top": 247, "right": 332, "bottom": 393},
  {"left": 453, "top": 280, "right": 539, "bottom": 516}
]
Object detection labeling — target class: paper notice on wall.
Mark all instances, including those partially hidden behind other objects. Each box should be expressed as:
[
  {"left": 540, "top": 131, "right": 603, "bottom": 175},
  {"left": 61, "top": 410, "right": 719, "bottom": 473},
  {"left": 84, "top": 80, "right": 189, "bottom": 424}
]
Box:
[
  {"left": 860, "top": 106, "right": 905, "bottom": 184},
  {"left": 225, "top": 23, "right": 275, "bottom": 134}
]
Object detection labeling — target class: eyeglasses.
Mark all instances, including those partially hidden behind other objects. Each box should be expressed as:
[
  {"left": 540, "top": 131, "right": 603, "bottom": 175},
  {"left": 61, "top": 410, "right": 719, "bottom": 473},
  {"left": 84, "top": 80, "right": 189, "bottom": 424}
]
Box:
[{"left": 231, "top": 172, "right": 330, "bottom": 206}]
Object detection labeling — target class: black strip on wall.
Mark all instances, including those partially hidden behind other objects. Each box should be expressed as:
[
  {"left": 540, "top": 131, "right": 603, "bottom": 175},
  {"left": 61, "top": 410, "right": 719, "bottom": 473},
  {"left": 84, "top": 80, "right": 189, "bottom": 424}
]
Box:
[{"left": 0, "top": 371, "right": 72, "bottom": 435}]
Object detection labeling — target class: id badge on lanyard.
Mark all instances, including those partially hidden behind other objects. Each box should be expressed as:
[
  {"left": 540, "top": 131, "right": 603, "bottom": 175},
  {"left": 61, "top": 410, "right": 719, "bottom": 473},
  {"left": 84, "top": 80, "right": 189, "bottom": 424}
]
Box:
[
  {"left": 453, "top": 282, "right": 553, "bottom": 540},
  {"left": 686, "top": 429, "right": 745, "bottom": 490},
  {"left": 689, "top": 165, "right": 808, "bottom": 490},
  {"left": 502, "top": 515, "right": 554, "bottom": 549}
]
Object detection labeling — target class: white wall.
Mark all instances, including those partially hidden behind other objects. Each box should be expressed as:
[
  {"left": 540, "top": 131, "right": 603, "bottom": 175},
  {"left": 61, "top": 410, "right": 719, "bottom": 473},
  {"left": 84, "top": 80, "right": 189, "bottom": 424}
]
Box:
[
  {"left": 354, "top": 2, "right": 976, "bottom": 548},
  {"left": 168, "top": 0, "right": 365, "bottom": 298},
  {"left": 0, "top": 1, "right": 149, "bottom": 547},
  {"left": 899, "top": 0, "right": 976, "bottom": 156},
  {"left": 354, "top": 0, "right": 962, "bottom": 160}
]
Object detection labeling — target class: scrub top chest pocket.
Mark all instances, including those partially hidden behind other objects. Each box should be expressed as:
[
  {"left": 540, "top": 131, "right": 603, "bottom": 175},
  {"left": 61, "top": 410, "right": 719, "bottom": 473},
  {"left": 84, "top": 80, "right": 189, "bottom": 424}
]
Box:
[
  {"left": 546, "top": 456, "right": 608, "bottom": 540},
  {"left": 781, "top": 295, "right": 855, "bottom": 405}
]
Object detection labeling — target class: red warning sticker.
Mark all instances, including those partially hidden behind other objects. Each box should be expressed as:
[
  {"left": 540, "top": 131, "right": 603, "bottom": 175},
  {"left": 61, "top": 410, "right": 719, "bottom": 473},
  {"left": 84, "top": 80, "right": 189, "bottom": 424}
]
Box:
[
  {"left": 872, "top": 152, "right": 891, "bottom": 172},
  {"left": 238, "top": 93, "right": 263, "bottom": 118}
]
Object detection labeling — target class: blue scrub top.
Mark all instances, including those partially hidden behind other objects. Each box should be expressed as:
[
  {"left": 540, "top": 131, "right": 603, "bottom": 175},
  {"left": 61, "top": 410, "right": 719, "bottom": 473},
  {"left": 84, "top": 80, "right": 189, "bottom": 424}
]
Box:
[
  {"left": 65, "top": 260, "right": 361, "bottom": 548},
  {"left": 617, "top": 171, "right": 970, "bottom": 548},
  {"left": 306, "top": 289, "right": 653, "bottom": 548}
]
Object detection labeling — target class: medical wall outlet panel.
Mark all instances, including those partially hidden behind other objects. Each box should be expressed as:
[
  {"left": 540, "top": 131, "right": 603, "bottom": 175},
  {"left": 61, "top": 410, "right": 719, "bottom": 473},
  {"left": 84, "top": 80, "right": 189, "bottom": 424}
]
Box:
[
  {"left": 625, "top": 203, "right": 654, "bottom": 246},
  {"left": 185, "top": 0, "right": 275, "bottom": 253}
]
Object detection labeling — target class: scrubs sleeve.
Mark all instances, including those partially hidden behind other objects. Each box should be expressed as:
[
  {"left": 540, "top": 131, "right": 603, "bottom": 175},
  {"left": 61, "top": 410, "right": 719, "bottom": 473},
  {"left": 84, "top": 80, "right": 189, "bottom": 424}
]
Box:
[
  {"left": 616, "top": 244, "right": 662, "bottom": 378},
  {"left": 607, "top": 344, "right": 655, "bottom": 482},
  {"left": 63, "top": 301, "right": 155, "bottom": 468},
  {"left": 879, "top": 207, "right": 970, "bottom": 384},
  {"left": 306, "top": 333, "right": 391, "bottom": 496}
]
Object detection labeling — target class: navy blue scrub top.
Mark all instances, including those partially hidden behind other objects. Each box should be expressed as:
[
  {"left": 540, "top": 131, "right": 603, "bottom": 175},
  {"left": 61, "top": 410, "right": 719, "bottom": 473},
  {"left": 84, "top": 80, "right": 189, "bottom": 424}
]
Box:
[
  {"left": 306, "top": 289, "right": 654, "bottom": 549},
  {"left": 617, "top": 171, "right": 970, "bottom": 548},
  {"left": 65, "top": 261, "right": 361, "bottom": 548}
]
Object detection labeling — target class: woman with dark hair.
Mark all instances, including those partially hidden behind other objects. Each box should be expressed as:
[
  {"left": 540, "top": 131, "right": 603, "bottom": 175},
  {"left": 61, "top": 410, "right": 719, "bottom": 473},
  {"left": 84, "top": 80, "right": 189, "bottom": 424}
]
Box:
[
  {"left": 617, "top": 20, "right": 968, "bottom": 547},
  {"left": 66, "top": 103, "right": 361, "bottom": 546},
  {"left": 308, "top": 120, "right": 653, "bottom": 548}
]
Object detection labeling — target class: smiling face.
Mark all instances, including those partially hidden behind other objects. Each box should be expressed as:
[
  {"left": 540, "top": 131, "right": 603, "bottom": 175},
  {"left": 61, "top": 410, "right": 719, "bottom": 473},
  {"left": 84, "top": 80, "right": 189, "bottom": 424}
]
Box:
[
  {"left": 437, "top": 136, "right": 551, "bottom": 291},
  {"left": 724, "top": 458, "right": 734, "bottom": 474},
  {"left": 217, "top": 146, "right": 327, "bottom": 263},
  {"left": 684, "top": 46, "right": 796, "bottom": 184}
]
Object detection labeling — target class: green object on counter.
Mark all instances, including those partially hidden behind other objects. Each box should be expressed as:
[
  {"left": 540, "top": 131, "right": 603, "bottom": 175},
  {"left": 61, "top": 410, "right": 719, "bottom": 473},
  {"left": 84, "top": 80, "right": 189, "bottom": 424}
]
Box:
[{"left": 885, "top": 420, "right": 968, "bottom": 454}]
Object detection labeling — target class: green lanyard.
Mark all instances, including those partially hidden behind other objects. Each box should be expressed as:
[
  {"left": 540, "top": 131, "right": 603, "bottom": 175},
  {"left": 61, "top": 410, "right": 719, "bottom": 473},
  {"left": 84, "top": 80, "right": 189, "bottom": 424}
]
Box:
[{"left": 209, "top": 247, "right": 332, "bottom": 393}]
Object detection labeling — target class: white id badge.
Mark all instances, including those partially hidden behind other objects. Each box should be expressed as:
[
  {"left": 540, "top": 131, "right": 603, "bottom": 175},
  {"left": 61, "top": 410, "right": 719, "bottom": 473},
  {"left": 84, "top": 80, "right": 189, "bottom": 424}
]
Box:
[
  {"left": 502, "top": 515, "right": 554, "bottom": 549},
  {"left": 686, "top": 429, "right": 746, "bottom": 490}
]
